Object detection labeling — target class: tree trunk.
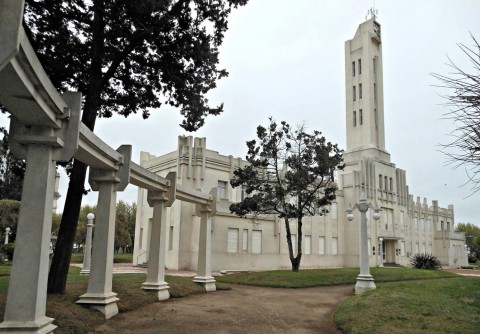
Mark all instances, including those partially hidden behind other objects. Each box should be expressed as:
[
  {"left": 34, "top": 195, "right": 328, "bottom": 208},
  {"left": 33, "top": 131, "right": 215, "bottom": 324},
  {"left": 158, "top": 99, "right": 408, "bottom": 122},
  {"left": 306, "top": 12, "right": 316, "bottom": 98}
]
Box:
[
  {"left": 47, "top": 159, "right": 88, "bottom": 294},
  {"left": 291, "top": 255, "right": 301, "bottom": 272}
]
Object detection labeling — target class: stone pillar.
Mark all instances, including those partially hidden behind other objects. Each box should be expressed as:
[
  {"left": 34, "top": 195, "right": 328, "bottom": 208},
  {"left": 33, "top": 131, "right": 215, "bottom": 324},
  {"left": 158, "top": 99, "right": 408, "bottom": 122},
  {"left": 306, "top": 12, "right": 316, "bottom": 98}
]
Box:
[
  {"left": 77, "top": 145, "right": 131, "bottom": 319},
  {"left": 193, "top": 204, "right": 216, "bottom": 291},
  {"left": 77, "top": 177, "right": 119, "bottom": 318},
  {"left": 0, "top": 144, "right": 57, "bottom": 333},
  {"left": 378, "top": 237, "right": 384, "bottom": 267},
  {"left": 142, "top": 191, "right": 170, "bottom": 300},
  {"left": 80, "top": 213, "right": 95, "bottom": 275}
]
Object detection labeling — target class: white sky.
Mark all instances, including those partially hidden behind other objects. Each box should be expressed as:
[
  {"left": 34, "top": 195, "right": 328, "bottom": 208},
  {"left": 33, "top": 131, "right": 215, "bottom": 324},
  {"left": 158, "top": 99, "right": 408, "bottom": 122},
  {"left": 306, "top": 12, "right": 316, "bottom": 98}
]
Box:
[{"left": 2, "top": 0, "right": 480, "bottom": 226}]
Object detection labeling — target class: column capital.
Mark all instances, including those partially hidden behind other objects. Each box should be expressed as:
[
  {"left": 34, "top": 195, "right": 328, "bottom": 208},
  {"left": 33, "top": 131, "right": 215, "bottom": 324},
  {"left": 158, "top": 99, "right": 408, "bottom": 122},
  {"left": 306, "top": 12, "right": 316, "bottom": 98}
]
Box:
[
  {"left": 89, "top": 145, "right": 132, "bottom": 192},
  {"left": 147, "top": 190, "right": 169, "bottom": 206}
]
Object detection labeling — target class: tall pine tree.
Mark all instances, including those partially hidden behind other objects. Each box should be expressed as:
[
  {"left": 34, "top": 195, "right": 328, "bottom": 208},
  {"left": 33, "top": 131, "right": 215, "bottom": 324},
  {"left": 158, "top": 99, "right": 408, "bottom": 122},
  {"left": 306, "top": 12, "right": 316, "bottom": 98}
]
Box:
[{"left": 20, "top": 0, "right": 248, "bottom": 294}]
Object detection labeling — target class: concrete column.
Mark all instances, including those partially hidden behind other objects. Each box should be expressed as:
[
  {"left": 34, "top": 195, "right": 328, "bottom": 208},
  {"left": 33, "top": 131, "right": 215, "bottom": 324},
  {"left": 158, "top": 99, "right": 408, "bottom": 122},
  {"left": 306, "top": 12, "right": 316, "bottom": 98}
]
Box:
[
  {"left": 77, "top": 180, "right": 119, "bottom": 319},
  {"left": 0, "top": 144, "right": 57, "bottom": 333},
  {"left": 193, "top": 205, "right": 216, "bottom": 291},
  {"left": 378, "top": 237, "right": 384, "bottom": 267},
  {"left": 80, "top": 213, "right": 95, "bottom": 275},
  {"left": 142, "top": 191, "right": 170, "bottom": 300}
]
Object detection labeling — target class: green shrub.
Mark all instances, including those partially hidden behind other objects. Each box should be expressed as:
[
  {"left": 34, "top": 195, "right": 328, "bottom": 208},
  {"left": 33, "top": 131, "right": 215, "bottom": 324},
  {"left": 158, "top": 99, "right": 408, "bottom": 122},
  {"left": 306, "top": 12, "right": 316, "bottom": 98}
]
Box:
[
  {"left": 468, "top": 255, "right": 478, "bottom": 264},
  {"left": 1, "top": 243, "right": 15, "bottom": 261},
  {"left": 410, "top": 253, "right": 442, "bottom": 270}
]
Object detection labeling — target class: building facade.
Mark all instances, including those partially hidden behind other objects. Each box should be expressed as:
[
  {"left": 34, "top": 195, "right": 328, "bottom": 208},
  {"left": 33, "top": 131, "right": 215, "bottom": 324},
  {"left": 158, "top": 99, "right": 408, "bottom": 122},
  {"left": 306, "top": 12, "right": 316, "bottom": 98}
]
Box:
[{"left": 133, "top": 17, "right": 467, "bottom": 271}]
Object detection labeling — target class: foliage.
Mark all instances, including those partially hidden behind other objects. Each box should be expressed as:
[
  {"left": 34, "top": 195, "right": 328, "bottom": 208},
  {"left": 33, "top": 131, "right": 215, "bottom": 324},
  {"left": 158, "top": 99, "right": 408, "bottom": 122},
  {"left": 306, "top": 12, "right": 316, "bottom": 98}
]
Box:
[
  {"left": 115, "top": 200, "right": 135, "bottom": 252},
  {"left": 410, "top": 253, "right": 442, "bottom": 270},
  {"left": 27, "top": 0, "right": 249, "bottom": 295},
  {"left": 336, "top": 277, "right": 480, "bottom": 334},
  {"left": 432, "top": 35, "right": 480, "bottom": 193},
  {"left": 0, "top": 128, "right": 25, "bottom": 201},
  {"left": 456, "top": 222, "right": 480, "bottom": 259},
  {"left": 0, "top": 200, "right": 20, "bottom": 243},
  {"left": 230, "top": 118, "right": 343, "bottom": 271},
  {"left": 1, "top": 243, "right": 15, "bottom": 261},
  {"left": 468, "top": 255, "right": 478, "bottom": 264}
]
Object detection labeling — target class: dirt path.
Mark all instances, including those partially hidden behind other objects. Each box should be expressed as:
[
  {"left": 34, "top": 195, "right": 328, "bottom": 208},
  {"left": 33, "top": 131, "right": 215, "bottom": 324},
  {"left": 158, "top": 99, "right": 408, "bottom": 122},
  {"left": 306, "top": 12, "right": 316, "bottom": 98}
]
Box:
[{"left": 93, "top": 284, "right": 353, "bottom": 333}]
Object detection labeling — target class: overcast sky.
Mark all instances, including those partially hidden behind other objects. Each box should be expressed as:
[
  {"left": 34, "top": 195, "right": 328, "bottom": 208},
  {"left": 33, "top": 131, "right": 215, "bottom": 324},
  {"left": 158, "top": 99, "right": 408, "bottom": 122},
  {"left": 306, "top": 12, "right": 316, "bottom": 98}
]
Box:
[{"left": 3, "top": 0, "right": 480, "bottom": 226}]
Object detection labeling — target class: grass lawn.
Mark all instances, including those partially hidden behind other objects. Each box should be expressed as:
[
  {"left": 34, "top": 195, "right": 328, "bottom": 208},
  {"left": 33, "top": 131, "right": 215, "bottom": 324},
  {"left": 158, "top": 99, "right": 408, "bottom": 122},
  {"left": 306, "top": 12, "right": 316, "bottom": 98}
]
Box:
[
  {"left": 70, "top": 252, "right": 133, "bottom": 263},
  {"left": 216, "top": 267, "right": 458, "bottom": 288},
  {"left": 0, "top": 265, "right": 476, "bottom": 333},
  {"left": 335, "top": 276, "right": 480, "bottom": 334}
]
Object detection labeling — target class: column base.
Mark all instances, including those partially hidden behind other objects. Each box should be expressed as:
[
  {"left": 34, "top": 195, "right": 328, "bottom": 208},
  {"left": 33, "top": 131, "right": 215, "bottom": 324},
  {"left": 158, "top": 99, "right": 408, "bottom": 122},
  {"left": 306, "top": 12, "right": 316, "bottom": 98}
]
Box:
[
  {"left": 193, "top": 276, "right": 216, "bottom": 292},
  {"left": 355, "top": 274, "right": 376, "bottom": 294},
  {"left": 76, "top": 292, "right": 119, "bottom": 319},
  {"left": 142, "top": 282, "right": 170, "bottom": 301},
  {"left": 0, "top": 316, "right": 56, "bottom": 333}
]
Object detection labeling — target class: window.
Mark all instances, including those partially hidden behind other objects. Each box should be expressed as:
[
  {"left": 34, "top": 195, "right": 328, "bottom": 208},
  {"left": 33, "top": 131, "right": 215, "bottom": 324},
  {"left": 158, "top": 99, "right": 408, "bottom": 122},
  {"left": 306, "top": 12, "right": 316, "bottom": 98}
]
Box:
[
  {"left": 358, "top": 58, "right": 362, "bottom": 74},
  {"left": 319, "top": 236, "right": 325, "bottom": 255},
  {"left": 331, "top": 202, "right": 338, "bottom": 219},
  {"left": 373, "top": 57, "right": 376, "bottom": 74},
  {"left": 305, "top": 235, "right": 311, "bottom": 255},
  {"left": 353, "top": 86, "right": 356, "bottom": 101},
  {"left": 374, "top": 83, "right": 377, "bottom": 100},
  {"left": 384, "top": 176, "right": 388, "bottom": 191},
  {"left": 242, "top": 229, "right": 248, "bottom": 252},
  {"left": 169, "top": 226, "right": 174, "bottom": 250},
  {"left": 379, "top": 174, "right": 383, "bottom": 189},
  {"left": 218, "top": 181, "right": 227, "bottom": 199},
  {"left": 359, "top": 109, "right": 363, "bottom": 125},
  {"left": 359, "top": 83, "right": 362, "bottom": 99},
  {"left": 352, "top": 61, "right": 356, "bottom": 76},
  {"left": 389, "top": 177, "right": 393, "bottom": 192},
  {"left": 353, "top": 111, "right": 357, "bottom": 127},
  {"left": 252, "top": 230, "right": 262, "bottom": 253},
  {"left": 227, "top": 228, "right": 239, "bottom": 253},
  {"left": 332, "top": 237, "right": 338, "bottom": 255},
  {"left": 241, "top": 185, "right": 248, "bottom": 201}
]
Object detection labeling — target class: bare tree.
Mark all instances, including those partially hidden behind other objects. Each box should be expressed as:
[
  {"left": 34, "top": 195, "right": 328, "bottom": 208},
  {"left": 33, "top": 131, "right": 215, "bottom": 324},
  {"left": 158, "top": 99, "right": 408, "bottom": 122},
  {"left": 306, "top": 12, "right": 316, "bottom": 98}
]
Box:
[{"left": 432, "top": 35, "right": 480, "bottom": 193}]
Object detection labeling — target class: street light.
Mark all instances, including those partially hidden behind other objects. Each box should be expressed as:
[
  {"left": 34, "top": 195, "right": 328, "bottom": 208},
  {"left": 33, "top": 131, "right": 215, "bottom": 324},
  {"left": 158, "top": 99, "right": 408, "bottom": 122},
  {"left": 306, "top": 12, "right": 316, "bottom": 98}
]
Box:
[
  {"left": 378, "top": 237, "right": 384, "bottom": 267},
  {"left": 4, "top": 227, "right": 11, "bottom": 245},
  {"left": 81, "top": 213, "right": 95, "bottom": 275},
  {"left": 346, "top": 191, "right": 381, "bottom": 294}
]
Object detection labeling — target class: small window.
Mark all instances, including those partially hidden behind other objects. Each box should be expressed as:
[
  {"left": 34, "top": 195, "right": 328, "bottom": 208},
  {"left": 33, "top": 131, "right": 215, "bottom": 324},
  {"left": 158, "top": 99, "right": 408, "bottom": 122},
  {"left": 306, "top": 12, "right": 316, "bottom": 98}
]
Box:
[
  {"left": 352, "top": 61, "right": 356, "bottom": 76},
  {"left": 252, "top": 230, "right": 262, "bottom": 253},
  {"left": 242, "top": 229, "right": 248, "bottom": 252},
  {"left": 305, "top": 235, "right": 311, "bottom": 255},
  {"left": 389, "top": 177, "right": 393, "bottom": 191},
  {"left": 227, "top": 228, "right": 239, "bottom": 253},
  {"left": 359, "top": 83, "right": 362, "bottom": 99},
  {"left": 359, "top": 109, "right": 363, "bottom": 125},
  {"left": 241, "top": 185, "right": 248, "bottom": 201},
  {"left": 332, "top": 237, "right": 338, "bottom": 255},
  {"left": 373, "top": 57, "right": 376, "bottom": 75},
  {"left": 379, "top": 174, "right": 383, "bottom": 189},
  {"left": 353, "top": 111, "right": 357, "bottom": 127},
  {"left": 374, "top": 83, "right": 377, "bottom": 100},
  {"left": 358, "top": 59, "right": 362, "bottom": 75},
  {"left": 384, "top": 176, "right": 388, "bottom": 191},
  {"left": 218, "top": 181, "right": 227, "bottom": 199},
  {"left": 353, "top": 85, "right": 356, "bottom": 101},
  {"left": 319, "top": 236, "right": 325, "bottom": 255}
]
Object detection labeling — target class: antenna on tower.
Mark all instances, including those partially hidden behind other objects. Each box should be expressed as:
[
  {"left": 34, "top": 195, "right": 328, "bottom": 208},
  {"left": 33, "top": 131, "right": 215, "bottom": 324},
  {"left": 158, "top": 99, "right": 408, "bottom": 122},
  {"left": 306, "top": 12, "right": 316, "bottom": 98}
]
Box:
[{"left": 365, "top": 6, "right": 378, "bottom": 21}]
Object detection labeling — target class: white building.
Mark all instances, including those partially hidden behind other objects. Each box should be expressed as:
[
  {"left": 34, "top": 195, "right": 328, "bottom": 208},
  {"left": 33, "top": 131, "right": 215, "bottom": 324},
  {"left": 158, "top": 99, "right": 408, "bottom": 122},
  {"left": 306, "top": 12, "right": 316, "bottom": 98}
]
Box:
[{"left": 133, "top": 16, "right": 467, "bottom": 271}]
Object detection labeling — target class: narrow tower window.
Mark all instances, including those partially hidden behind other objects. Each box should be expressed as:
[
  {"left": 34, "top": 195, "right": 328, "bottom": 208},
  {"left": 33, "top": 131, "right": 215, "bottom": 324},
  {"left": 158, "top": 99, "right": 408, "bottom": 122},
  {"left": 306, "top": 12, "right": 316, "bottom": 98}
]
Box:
[
  {"left": 374, "top": 83, "right": 377, "bottom": 100},
  {"left": 359, "top": 109, "right": 363, "bottom": 125},
  {"left": 358, "top": 59, "right": 362, "bottom": 74},
  {"left": 373, "top": 57, "right": 376, "bottom": 75},
  {"left": 353, "top": 86, "right": 356, "bottom": 101},
  {"left": 353, "top": 111, "right": 357, "bottom": 127},
  {"left": 359, "top": 83, "right": 362, "bottom": 99},
  {"left": 379, "top": 174, "right": 383, "bottom": 189},
  {"left": 352, "top": 61, "right": 355, "bottom": 76}
]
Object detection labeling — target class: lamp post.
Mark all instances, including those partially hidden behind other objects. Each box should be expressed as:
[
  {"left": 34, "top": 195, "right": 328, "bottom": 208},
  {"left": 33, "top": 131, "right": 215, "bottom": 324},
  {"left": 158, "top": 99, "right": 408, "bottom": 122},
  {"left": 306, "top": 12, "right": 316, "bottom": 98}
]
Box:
[
  {"left": 4, "top": 227, "right": 10, "bottom": 245},
  {"left": 81, "top": 213, "right": 95, "bottom": 275},
  {"left": 378, "top": 237, "right": 384, "bottom": 267},
  {"left": 346, "top": 191, "right": 381, "bottom": 294}
]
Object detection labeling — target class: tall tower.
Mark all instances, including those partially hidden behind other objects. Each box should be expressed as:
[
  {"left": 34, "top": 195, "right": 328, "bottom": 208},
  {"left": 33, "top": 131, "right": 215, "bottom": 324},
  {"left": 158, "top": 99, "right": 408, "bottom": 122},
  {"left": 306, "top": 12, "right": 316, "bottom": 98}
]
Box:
[{"left": 344, "top": 13, "right": 390, "bottom": 163}]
